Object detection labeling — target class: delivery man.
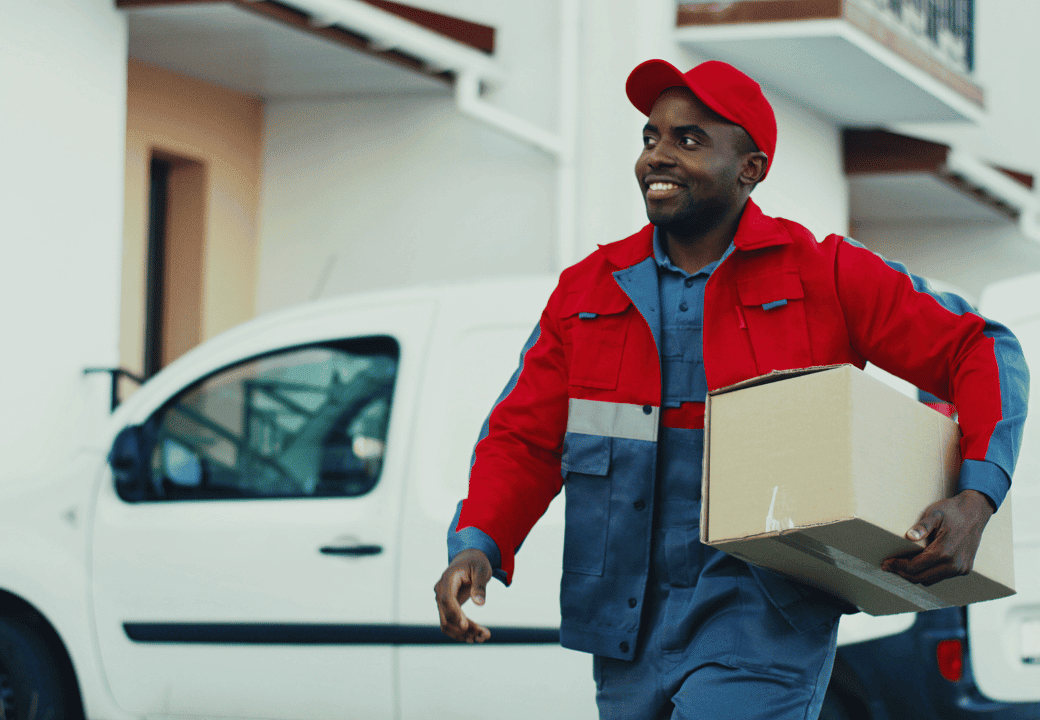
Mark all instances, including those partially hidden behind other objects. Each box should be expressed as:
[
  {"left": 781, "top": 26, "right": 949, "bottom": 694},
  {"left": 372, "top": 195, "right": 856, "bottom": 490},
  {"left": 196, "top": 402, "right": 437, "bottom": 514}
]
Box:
[{"left": 434, "top": 59, "right": 1028, "bottom": 719}]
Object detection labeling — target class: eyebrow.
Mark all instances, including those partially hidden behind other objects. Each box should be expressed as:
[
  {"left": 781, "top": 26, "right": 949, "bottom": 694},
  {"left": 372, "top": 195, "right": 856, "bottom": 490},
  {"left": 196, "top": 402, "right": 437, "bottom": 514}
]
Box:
[{"left": 643, "top": 123, "right": 712, "bottom": 141}]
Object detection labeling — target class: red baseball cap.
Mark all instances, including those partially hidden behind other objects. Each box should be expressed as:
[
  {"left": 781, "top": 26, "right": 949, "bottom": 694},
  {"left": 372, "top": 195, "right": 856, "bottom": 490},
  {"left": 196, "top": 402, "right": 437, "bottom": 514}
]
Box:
[{"left": 626, "top": 59, "right": 777, "bottom": 180}]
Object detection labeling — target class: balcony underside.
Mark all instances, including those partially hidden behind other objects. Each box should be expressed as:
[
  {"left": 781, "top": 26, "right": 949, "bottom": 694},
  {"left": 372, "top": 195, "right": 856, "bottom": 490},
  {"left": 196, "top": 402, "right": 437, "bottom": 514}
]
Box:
[
  {"left": 120, "top": 0, "right": 496, "bottom": 100},
  {"left": 846, "top": 130, "right": 1032, "bottom": 223},
  {"left": 850, "top": 174, "right": 1009, "bottom": 222},
  {"left": 676, "top": 2, "right": 984, "bottom": 126}
]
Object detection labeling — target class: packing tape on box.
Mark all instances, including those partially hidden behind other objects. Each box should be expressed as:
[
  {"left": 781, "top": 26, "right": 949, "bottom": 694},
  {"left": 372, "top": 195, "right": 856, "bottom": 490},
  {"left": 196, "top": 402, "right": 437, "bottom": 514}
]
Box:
[{"left": 776, "top": 533, "right": 946, "bottom": 611}]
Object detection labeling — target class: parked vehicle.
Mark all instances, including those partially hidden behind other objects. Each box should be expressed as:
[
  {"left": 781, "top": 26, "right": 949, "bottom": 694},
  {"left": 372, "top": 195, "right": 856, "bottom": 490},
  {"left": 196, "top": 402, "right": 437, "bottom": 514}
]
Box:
[{"left": 0, "top": 275, "right": 1036, "bottom": 719}]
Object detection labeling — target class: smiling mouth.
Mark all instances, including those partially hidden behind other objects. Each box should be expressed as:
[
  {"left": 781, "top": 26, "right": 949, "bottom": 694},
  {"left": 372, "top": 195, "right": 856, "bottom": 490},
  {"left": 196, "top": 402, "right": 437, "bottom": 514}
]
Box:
[{"left": 645, "top": 181, "right": 683, "bottom": 201}]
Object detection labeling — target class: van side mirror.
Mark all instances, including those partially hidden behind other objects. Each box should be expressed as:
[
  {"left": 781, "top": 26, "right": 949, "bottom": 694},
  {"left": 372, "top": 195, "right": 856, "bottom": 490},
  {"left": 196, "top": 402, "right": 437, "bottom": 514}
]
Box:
[{"left": 109, "top": 425, "right": 150, "bottom": 501}]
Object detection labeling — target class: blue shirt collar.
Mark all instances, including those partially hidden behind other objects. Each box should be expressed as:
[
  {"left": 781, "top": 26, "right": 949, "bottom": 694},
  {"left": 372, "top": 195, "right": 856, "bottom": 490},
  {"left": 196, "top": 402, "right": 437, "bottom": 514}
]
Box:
[{"left": 652, "top": 227, "right": 735, "bottom": 277}]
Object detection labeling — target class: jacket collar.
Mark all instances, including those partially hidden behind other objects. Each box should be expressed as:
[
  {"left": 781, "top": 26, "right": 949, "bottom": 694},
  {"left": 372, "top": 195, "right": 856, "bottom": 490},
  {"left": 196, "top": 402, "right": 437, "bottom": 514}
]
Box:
[{"left": 598, "top": 198, "right": 792, "bottom": 269}]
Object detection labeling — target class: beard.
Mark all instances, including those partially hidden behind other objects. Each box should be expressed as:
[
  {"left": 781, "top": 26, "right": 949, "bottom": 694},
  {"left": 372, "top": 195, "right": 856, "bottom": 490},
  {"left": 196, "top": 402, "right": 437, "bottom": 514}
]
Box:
[{"left": 645, "top": 193, "right": 731, "bottom": 242}]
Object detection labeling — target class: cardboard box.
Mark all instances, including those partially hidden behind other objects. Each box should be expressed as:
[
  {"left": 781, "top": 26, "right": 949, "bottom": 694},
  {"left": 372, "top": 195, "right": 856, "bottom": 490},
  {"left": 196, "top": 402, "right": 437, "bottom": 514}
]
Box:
[{"left": 701, "top": 364, "right": 1015, "bottom": 615}]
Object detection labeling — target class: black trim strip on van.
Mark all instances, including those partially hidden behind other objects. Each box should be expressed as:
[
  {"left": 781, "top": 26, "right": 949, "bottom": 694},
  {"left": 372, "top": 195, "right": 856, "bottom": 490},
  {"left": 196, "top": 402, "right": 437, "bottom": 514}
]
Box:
[{"left": 123, "top": 623, "right": 560, "bottom": 645}]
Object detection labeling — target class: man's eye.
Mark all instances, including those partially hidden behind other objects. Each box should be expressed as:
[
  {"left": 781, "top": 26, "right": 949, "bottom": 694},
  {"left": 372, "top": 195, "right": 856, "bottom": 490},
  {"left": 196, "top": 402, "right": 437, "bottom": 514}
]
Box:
[
  {"left": 643, "top": 136, "right": 656, "bottom": 147},
  {"left": 680, "top": 136, "right": 699, "bottom": 147}
]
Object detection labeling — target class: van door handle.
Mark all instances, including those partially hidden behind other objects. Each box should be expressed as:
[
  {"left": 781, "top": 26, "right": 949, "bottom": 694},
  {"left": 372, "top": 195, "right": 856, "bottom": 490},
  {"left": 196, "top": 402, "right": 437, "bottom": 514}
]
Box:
[{"left": 320, "top": 544, "right": 383, "bottom": 557}]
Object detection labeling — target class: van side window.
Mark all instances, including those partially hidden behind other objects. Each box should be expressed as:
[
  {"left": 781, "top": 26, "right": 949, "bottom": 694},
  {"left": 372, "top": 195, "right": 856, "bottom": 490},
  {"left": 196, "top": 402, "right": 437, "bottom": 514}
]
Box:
[{"left": 129, "top": 337, "right": 398, "bottom": 502}]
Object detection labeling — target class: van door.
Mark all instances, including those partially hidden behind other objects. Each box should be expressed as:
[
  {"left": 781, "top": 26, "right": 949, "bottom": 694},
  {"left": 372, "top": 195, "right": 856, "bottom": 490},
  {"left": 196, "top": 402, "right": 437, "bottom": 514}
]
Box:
[
  {"left": 91, "top": 314, "right": 428, "bottom": 719},
  {"left": 395, "top": 280, "right": 599, "bottom": 720},
  {"left": 970, "top": 272, "right": 1040, "bottom": 702}
]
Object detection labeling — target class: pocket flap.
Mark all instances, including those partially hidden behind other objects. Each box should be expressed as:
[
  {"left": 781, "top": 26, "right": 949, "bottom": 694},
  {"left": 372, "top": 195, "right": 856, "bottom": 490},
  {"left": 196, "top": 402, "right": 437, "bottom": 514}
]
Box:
[
  {"left": 738, "top": 269, "right": 804, "bottom": 306},
  {"left": 561, "top": 285, "right": 632, "bottom": 319},
  {"left": 561, "top": 432, "right": 611, "bottom": 477}
]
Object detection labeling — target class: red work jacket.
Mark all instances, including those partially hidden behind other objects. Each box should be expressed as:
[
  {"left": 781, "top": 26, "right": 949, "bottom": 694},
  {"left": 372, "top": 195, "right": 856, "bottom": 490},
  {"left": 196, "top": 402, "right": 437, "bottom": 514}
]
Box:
[{"left": 455, "top": 200, "right": 1026, "bottom": 660}]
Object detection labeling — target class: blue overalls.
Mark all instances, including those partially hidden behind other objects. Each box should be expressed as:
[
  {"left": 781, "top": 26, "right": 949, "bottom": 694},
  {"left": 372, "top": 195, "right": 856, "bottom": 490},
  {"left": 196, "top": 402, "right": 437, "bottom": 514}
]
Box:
[{"left": 591, "top": 231, "right": 839, "bottom": 720}]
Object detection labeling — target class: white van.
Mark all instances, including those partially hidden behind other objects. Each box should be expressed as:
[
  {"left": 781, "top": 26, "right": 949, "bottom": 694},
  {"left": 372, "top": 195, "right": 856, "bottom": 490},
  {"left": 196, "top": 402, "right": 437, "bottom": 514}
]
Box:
[{"left": 0, "top": 275, "right": 1035, "bottom": 720}]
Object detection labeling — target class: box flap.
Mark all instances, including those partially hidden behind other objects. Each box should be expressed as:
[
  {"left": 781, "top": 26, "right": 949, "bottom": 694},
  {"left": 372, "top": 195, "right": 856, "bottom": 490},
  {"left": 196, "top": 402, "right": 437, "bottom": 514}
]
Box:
[{"left": 708, "top": 364, "right": 849, "bottom": 397}]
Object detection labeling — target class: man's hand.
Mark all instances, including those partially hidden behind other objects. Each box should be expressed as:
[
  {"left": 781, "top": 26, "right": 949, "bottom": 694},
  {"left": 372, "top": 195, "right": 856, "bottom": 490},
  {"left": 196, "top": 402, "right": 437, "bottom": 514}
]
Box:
[
  {"left": 434, "top": 548, "right": 493, "bottom": 643},
  {"left": 881, "top": 489, "right": 996, "bottom": 586}
]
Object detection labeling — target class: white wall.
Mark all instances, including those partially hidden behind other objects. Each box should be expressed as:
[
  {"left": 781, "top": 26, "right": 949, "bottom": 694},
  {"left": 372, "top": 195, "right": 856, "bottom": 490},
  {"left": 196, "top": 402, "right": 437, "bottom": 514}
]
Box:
[
  {"left": 752, "top": 89, "right": 849, "bottom": 241},
  {"left": 570, "top": 0, "right": 673, "bottom": 258},
  {"left": 0, "top": 0, "right": 127, "bottom": 482},
  {"left": 408, "top": 0, "right": 561, "bottom": 133},
  {"left": 255, "top": 0, "right": 853, "bottom": 312},
  {"left": 851, "top": 219, "right": 1040, "bottom": 301},
  {"left": 256, "top": 94, "right": 557, "bottom": 313},
  {"left": 256, "top": 0, "right": 568, "bottom": 312}
]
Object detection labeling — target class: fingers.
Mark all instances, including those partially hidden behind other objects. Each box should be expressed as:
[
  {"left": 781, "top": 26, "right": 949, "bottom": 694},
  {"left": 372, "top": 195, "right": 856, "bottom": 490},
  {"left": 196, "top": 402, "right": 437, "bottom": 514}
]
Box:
[
  {"left": 883, "top": 544, "right": 968, "bottom": 586},
  {"left": 434, "top": 552, "right": 493, "bottom": 644},
  {"left": 435, "top": 568, "right": 475, "bottom": 642},
  {"left": 464, "top": 619, "right": 492, "bottom": 643},
  {"left": 880, "top": 502, "right": 941, "bottom": 579},
  {"left": 881, "top": 494, "right": 987, "bottom": 586},
  {"left": 439, "top": 569, "right": 468, "bottom": 630}
]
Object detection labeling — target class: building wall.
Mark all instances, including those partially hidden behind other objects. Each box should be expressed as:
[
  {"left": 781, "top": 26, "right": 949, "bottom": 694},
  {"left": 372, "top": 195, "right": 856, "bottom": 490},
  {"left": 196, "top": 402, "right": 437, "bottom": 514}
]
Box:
[
  {"left": 851, "top": 218, "right": 1040, "bottom": 302},
  {"left": 254, "top": 0, "right": 566, "bottom": 313},
  {"left": 386, "top": 0, "right": 561, "bottom": 135},
  {"left": 754, "top": 90, "right": 849, "bottom": 240},
  {"left": 256, "top": 0, "right": 851, "bottom": 314},
  {"left": 123, "top": 59, "right": 264, "bottom": 373},
  {"left": 0, "top": 0, "right": 128, "bottom": 481},
  {"left": 256, "top": 94, "right": 557, "bottom": 313},
  {"left": 861, "top": 1, "right": 1040, "bottom": 305}
]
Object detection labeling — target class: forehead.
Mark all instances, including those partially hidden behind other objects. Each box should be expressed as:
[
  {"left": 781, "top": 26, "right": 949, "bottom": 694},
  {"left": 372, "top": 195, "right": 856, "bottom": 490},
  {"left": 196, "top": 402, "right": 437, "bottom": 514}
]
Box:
[{"left": 647, "top": 87, "right": 732, "bottom": 129}]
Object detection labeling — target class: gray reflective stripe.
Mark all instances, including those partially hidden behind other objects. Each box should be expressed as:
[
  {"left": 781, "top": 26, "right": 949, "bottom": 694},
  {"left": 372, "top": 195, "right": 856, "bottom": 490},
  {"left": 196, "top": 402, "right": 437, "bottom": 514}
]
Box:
[{"left": 567, "top": 399, "right": 658, "bottom": 442}]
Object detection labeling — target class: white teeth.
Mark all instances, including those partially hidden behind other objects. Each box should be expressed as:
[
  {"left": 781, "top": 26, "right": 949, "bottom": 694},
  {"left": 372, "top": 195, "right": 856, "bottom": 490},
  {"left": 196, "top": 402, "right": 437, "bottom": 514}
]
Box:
[{"left": 649, "top": 182, "right": 678, "bottom": 191}]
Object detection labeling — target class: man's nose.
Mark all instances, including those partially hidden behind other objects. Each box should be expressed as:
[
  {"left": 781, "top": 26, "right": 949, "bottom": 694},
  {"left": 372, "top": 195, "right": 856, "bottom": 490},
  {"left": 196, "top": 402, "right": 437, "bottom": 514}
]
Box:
[{"left": 647, "top": 142, "right": 677, "bottom": 167}]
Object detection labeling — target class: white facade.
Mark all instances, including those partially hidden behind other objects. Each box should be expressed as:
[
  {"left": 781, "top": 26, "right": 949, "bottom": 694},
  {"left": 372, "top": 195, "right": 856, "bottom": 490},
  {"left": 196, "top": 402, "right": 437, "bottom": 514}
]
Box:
[
  {"left": 1, "top": 2, "right": 1039, "bottom": 716},
  {"left": 256, "top": 95, "right": 557, "bottom": 310},
  {"left": 255, "top": 0, "right": 852, "bottom": 316},
  {"left": 0, "top": 0, "right": 128, "bottom": 483},
  {"left": 858, "top": 1, "right": 1040, "bottom": 294},
  {"left": 1, "top": 0, "right": 1038, "bottom": 488},
  {"left": 748, "top": 89, "right": 850, "bottom": 241}
]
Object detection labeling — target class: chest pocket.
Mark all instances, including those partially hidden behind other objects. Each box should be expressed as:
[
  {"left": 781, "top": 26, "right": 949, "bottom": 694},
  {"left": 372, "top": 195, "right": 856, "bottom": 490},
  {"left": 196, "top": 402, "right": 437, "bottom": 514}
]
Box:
[
  {"left": 738, "top": 269, "right": 813, "bottom": 373},
  {"left": 562, "top": 290, "right": 632, "bottom": 390}
]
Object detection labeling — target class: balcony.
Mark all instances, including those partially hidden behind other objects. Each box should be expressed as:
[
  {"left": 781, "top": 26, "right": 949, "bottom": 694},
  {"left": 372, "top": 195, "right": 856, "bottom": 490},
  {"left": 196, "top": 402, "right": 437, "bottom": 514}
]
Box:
[
  {"left": 119, "top": 0, "right": 500, "bottom": 100},
  {"left": 846, "top": 129, "right": 1035, "bottom": 224},
  {"left": 675, "top": 0, "right": 983, "bottom": 125}
]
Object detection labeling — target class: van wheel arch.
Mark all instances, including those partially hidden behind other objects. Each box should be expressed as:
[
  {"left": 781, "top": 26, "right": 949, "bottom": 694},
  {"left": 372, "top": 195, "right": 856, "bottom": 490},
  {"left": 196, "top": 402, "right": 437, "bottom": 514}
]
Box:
[{"left": 0, "top": 590, "right": 85, "bottom": 720}]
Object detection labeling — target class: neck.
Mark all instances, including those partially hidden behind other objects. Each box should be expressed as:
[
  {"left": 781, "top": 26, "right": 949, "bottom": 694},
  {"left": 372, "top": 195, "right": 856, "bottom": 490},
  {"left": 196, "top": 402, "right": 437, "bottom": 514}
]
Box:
[{"left": 663, "top": 201, "right": 745, "bottom": 274}]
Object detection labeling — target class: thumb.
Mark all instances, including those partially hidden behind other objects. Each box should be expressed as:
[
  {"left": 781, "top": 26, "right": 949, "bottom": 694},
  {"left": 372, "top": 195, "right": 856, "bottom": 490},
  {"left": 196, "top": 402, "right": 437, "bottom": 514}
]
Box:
[
  {"left": 471, "top": 560, "right": 491, "bottom": 606},
  {"left": 907, "top": 508, "right": 941, "bottom": 542},
  {"left": 471, "top": 572, "right": 489, "bottom": 606}
]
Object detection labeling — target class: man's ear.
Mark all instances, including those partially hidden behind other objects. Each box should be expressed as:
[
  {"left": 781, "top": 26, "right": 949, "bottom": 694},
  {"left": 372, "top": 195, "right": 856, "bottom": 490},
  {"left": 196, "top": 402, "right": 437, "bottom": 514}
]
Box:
[{"left": 740, "top": 152, "right": 769, "bottom": 186}]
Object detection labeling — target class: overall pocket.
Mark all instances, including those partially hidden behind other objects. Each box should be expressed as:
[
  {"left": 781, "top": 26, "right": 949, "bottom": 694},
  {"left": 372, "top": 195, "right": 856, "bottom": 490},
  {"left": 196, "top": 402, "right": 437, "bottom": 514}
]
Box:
[
  {"left": 737, "top": 268, "right": 813, "bottom": 372},
  {"left": 747, "top": 564, "right": 849, "bottom": 635},
  {"left": 561, "top": 432, "right": 612, "bottom": 576}
]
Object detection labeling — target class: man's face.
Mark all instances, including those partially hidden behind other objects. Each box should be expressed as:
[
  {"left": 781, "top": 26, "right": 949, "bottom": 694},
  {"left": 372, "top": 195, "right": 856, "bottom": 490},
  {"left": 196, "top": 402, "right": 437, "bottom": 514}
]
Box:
[{"left": 634, "top": 87, "right": 749, "bottom": 241}]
